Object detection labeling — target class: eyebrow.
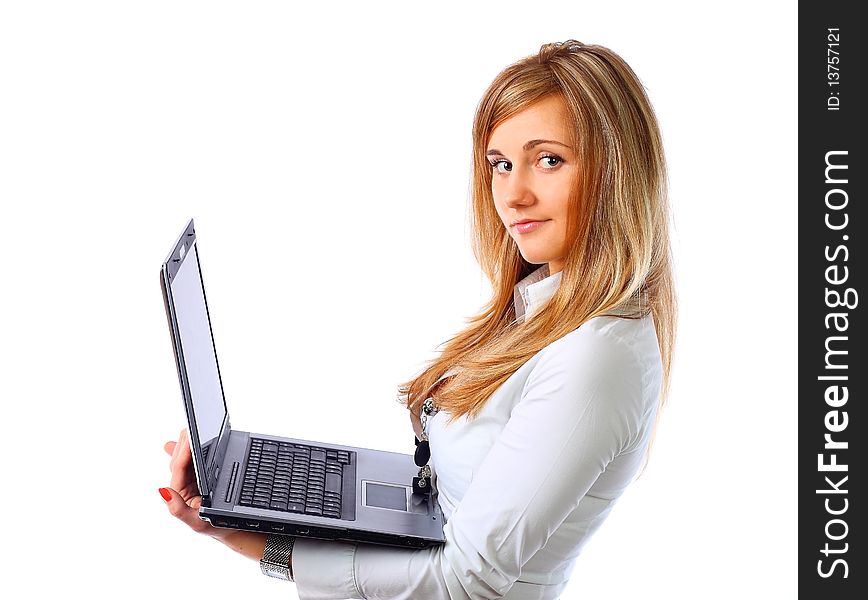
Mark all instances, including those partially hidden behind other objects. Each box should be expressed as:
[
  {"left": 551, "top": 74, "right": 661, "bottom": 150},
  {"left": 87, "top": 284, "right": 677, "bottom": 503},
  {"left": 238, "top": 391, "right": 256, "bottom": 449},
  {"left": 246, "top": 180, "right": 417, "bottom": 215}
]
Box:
[{"left": 486, "top": 139, "right": 572, "bottom": 156}]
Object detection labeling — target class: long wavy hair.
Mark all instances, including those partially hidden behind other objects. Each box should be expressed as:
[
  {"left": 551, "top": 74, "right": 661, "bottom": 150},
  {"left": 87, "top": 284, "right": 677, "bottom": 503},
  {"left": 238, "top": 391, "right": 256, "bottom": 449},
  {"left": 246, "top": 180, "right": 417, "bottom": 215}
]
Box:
[{"left": 401, "top": 40, "right": 676, "bottom": 426}]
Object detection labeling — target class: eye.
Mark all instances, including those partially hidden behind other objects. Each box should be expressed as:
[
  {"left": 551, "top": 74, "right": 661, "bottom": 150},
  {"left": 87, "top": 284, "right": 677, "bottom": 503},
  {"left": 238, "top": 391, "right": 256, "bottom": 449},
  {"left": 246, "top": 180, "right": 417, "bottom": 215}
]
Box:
[
  {"left": 539, "top": 154, "right": 563, "bottom": 169},
  {"left": 489, "top": 159, "right": 512, "bottom": 174}
]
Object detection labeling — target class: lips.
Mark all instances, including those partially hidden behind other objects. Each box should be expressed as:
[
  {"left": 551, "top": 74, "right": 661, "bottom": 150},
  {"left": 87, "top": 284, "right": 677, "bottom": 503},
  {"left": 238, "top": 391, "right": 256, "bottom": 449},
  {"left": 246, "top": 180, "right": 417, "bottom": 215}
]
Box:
[{"left": 511, "top": 219, "right": 549, "bottom": 234}]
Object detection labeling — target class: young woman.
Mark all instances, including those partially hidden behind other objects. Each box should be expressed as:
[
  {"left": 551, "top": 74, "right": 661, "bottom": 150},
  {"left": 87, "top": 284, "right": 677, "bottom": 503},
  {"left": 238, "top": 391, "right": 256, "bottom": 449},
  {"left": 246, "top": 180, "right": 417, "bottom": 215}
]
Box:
[{"left": 161, "top": 40, "right": 676, "bottom": 600}]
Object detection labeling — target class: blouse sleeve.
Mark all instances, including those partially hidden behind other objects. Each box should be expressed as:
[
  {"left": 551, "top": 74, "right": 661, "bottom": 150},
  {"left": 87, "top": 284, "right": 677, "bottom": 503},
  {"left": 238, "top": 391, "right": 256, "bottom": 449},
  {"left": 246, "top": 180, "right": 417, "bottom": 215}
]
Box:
[{"left": 292, "top": 325, "right": 646, "bottom": 600}]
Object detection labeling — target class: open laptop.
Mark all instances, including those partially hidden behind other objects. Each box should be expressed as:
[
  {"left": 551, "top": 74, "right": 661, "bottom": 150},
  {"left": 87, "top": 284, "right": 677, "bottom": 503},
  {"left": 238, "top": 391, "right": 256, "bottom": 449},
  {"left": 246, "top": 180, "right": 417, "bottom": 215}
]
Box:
[{"left": 160, "top": 219, "right": 445, "bottom": 548}]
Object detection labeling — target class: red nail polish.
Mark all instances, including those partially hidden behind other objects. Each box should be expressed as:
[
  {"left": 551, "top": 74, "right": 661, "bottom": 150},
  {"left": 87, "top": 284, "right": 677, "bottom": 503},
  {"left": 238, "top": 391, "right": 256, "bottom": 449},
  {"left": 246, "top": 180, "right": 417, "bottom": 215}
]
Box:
[{"left": 159, "top": 488, "right": 172, "bottom": 502}]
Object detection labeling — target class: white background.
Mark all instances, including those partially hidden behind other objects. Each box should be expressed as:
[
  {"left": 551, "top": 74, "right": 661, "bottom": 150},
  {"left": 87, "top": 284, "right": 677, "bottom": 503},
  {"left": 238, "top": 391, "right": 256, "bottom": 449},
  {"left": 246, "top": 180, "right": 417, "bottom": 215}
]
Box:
[{"left": 0, "top": 1, "right": 796, "bottom": 598}]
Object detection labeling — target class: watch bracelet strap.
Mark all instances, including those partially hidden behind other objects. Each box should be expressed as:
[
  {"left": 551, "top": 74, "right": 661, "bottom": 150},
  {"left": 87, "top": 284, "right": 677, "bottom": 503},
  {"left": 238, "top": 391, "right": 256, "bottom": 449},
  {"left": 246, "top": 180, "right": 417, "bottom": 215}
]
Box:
[{"left": 260, "top": 534, "right": 296, "bottom": 582}]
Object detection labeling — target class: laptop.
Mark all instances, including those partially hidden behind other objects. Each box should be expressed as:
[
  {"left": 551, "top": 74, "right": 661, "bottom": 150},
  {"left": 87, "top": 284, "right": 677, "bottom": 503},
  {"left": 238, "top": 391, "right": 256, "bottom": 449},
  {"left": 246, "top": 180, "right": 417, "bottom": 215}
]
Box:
[{"left": 160, "top": 219, "right": 445, "bottom": 548}]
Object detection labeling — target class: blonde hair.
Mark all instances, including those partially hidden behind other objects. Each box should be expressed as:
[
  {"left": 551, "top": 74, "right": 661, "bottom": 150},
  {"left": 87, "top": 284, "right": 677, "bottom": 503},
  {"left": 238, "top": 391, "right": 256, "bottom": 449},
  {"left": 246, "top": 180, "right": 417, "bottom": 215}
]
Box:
[{"left": 401, "top": 40, "right": 676, "bottom": 425}]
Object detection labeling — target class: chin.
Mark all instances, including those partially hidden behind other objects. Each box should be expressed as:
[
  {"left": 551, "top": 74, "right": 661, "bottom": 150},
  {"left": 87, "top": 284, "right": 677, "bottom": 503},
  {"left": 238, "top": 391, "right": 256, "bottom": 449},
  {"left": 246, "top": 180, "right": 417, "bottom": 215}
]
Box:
[{"left": 517, "top": 251, "right": 552, "bottom": 267}]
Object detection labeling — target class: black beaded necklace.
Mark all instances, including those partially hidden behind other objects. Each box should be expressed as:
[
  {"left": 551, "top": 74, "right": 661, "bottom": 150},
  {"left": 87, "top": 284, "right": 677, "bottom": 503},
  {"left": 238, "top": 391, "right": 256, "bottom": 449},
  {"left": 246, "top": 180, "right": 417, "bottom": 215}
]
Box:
[{"left": 412, "top": 397, "right": 440, "bottom": 495}]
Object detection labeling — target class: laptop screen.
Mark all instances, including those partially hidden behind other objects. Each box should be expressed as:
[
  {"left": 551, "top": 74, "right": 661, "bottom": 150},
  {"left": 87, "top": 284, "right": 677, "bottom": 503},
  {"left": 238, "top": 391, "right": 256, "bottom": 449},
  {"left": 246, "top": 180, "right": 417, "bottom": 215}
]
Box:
[{"left": 170, "top": 240, "right": 228, "bottom": 481}]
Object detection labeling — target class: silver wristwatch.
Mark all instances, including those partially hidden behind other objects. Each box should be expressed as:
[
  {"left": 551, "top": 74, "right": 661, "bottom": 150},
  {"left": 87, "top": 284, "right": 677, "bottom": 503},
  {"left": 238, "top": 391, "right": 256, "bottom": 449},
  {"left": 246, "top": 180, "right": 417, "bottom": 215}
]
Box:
[{"left": 260, "top": 534, "right": 295, "bottom": 581}]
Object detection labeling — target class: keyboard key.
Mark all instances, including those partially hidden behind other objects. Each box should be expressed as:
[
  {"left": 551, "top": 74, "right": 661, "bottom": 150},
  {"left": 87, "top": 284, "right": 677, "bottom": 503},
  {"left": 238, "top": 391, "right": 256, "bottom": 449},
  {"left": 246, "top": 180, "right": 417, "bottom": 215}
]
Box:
[{"left": 325, "top": 473, "right": 342, "bottom": 494}]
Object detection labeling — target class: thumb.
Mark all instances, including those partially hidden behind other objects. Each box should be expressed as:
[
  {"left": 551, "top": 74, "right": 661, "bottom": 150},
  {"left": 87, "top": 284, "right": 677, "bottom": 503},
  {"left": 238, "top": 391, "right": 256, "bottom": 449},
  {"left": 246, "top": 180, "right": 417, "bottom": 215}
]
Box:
[{"left": 159, "top": 487, "right": 211, "bottom": 534}]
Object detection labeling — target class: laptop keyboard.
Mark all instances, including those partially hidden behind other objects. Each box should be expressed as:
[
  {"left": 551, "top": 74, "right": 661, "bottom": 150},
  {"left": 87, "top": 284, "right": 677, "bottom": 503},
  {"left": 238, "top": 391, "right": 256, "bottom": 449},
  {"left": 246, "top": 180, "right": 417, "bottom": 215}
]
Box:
[{"left": 238, "top": 438, "right": 350, "bottom": 519}]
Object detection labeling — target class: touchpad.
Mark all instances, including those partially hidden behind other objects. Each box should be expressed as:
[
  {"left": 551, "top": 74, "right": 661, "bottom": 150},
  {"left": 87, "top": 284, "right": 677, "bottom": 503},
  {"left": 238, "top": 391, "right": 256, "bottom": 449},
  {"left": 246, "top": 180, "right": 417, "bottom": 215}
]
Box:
[{"left": 363, "top": 481, "right": 408, "bottom": 511}]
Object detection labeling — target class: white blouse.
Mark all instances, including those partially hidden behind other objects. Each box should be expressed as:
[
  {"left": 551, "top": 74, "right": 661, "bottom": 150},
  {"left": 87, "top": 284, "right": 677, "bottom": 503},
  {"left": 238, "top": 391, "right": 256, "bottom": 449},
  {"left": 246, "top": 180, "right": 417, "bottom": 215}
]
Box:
[{"left": 292, "top": 269, "right": 663, "bottom": 599}]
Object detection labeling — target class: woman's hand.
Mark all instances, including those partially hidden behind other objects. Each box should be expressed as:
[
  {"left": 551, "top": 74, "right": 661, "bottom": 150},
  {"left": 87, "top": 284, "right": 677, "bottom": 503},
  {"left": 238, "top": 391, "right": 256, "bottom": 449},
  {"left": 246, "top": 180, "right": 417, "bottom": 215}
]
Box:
[{"left": 160, "top": 429, "right": 268, "bottom": 561}]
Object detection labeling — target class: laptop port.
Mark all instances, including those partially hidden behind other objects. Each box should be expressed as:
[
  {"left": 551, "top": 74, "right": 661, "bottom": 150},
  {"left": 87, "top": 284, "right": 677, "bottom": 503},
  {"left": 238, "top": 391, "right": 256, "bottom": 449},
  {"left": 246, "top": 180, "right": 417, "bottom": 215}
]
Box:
[
  {"left": 244, "top": 521, "right": 260, "bottom": 529},
  {"left": 271, "top": 524, "right": 285, "bottom": 532}
]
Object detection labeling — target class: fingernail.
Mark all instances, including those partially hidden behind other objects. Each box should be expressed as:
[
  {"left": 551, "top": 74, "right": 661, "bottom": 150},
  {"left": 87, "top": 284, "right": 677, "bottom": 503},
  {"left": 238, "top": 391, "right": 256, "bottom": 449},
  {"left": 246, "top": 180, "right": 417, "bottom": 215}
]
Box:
[{"left": 159, "top": 487, "right": 172, "bottom": 502}]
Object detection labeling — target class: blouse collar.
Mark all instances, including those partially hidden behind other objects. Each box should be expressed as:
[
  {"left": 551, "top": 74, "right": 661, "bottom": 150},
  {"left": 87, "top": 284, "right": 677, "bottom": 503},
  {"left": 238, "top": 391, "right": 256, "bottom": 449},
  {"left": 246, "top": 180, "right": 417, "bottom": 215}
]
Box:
[{"left": 513, "top": 266, "right": 562, "bottom": 324}]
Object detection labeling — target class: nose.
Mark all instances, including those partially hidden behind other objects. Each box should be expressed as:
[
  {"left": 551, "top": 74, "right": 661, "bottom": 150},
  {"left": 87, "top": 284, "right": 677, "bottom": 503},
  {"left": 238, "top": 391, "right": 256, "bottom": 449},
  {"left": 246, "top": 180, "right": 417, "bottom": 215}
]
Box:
[{"left": 502, "top": 169, "right": 535, "bottom": 209}]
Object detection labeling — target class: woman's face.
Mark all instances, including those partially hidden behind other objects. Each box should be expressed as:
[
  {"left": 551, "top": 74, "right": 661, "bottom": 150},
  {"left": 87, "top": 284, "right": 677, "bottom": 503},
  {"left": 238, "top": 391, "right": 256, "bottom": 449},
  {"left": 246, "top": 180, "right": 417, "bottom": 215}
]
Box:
[{"left": 487, "top": 94, "right": 578, "bottom": 275}]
